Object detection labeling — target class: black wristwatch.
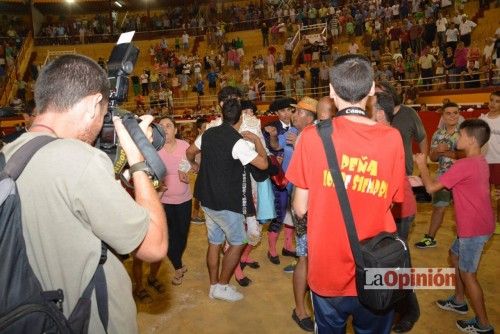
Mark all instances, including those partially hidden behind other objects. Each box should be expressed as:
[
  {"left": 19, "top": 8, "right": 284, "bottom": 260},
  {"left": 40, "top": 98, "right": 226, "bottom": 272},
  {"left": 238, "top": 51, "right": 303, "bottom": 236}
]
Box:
[{"left": 129, "top": 161, "right": 153, "bottom": 178}]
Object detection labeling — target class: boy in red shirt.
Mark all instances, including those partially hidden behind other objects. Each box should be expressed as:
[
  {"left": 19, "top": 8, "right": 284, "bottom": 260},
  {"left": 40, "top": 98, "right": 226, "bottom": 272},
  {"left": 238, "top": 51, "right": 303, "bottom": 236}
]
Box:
[
  {"left": 287, "top": 54, "right": 405, "bottom": 333},
  {"left": 415, "top": 119, "right": 494, "bottom": 334}
]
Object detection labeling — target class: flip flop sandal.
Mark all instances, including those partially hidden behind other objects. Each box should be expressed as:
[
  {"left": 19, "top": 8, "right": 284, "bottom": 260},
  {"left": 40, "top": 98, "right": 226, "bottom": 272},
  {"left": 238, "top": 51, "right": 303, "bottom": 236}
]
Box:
[
  {"left": 147, "top": 278, "right": 166, "bottom": 293},
  {"left": 134, "top": 289, "right": 153, "bottom": 303},
  {"left": 171, "top": 273, "right": 183, "bottom": 286}
]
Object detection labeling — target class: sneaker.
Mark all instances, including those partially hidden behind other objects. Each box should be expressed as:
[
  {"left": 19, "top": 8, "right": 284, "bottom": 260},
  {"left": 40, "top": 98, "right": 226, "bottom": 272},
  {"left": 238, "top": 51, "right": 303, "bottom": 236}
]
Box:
[
  {"left": 456, "top": 317, "right": 494, "bottom": 333},
  {"left": 436, "top": 296, "right": 468, "bottom": 314},
  {"left": 209, "top": 284, "right": 237, "bottom": 299},
  {"left": 212, "top": 284, "right": 243, "bottom": 302},
  {"left": 209, "top": 284, "right": 217, "bottom": 299},
  {"left": 283, "top": 261, "right": 297, "bottom": 273},
  {"left": 415, "top": 234, "right": 437, "bottom": 249}
]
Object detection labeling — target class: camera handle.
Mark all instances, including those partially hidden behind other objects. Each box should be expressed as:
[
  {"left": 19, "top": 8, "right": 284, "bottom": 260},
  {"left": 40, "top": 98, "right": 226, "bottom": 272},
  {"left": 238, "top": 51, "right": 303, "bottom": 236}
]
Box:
[{"left": 121, "top": 113, "right": 166, "bottom": 182}]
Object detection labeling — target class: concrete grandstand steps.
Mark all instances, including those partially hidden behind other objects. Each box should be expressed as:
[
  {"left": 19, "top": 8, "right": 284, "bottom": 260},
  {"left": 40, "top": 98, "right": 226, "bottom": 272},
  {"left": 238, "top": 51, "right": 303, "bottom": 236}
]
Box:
[{"left": 471, "top": 5, "right": 500, "bottom": 47}]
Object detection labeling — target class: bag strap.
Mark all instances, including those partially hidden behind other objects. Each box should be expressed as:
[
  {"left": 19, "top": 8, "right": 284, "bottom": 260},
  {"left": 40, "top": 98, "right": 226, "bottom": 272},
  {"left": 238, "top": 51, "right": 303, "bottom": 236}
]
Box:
[
  {"left": 316, "top": 120, "right": 365, "bottom": 267},
  {"left": 81, "top": 242, "right": 109, "bottom": 332},
  {"left": 2, "top": 136, "right": 57, "bottom": 180}
]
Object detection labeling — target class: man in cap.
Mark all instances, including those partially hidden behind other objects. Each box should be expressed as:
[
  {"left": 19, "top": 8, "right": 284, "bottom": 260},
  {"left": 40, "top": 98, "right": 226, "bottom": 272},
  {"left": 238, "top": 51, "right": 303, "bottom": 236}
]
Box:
[
  {"left": 263, "top": 97, "right": 298, "bottom": 264},
  {"left": 286, "top": 97, "right": 318, "bottom": 332}
]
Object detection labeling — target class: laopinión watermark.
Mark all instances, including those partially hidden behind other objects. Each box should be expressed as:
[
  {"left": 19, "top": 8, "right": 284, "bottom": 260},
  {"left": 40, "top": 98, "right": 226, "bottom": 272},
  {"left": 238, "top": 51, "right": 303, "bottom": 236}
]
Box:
[{"left": 364, "top": 268, "right": 456, "bottom": 290}]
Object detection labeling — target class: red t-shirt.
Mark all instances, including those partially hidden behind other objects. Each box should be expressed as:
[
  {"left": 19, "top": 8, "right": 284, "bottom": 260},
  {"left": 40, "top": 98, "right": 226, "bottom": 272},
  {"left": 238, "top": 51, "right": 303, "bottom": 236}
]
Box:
[
  {"left": 286, "top": 118, "right": 405, "bottom": 297},
  {"left": 391, "top": 177, "right": 417, "bottom": 218},
  {"left": 439, "top": 156, "right": 494, "bottom": 237}
]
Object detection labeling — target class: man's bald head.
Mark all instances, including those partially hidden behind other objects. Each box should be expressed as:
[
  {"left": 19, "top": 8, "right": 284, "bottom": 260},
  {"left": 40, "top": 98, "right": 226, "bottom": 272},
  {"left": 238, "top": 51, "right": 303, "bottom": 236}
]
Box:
[{"left": 317, "top": 97, "right": 335, "bottom": 120}]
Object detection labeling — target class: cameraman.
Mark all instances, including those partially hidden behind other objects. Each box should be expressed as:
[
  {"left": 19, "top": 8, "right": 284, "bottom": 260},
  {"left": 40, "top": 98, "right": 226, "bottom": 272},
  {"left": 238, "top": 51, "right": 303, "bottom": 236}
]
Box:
[{"left": 1, "top": 54, "right": 167, "bottom": 333}]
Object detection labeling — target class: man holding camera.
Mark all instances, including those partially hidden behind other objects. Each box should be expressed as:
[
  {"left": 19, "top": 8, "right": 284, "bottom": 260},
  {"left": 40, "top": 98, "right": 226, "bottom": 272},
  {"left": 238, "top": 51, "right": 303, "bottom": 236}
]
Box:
[{"left": 1, "top": 54, "right": 167, "bottom": 333}]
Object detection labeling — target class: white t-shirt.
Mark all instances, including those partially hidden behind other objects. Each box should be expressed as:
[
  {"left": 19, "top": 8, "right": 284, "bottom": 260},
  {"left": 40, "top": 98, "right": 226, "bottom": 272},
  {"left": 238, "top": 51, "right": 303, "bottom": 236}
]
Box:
[
  {"left": 453, "top": 14, "right": 464, "bottom": 25},
  {"left": 479, "top": 113, "right": 500, "bottom": 163},
  {"left": 441, "top": 0, "right": 452, "bottom": 7},
  {"left": 459, "top": 20, "right": 477, "bottom": 35},
  {"left": 483, "top": 43, "right": 494, "bottom": 60},
  {"left": 195, "top": 135, "right": 257, "bottom": 165},
  {"left": 392, "top": 4, "right": 400, "bottom": 16},
  {"left": 446, "top": 28, "right": 459, "bottom": 42},
  {"left": 436, "top": 18, "right": 448, "bottom": 32}
]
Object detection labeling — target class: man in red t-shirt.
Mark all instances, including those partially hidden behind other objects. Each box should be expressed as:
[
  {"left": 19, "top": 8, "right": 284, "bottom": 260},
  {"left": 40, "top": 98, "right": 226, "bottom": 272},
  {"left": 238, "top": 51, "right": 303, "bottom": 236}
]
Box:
[{"left": 286, "top": 54, "right": 405, "bottom": 333}]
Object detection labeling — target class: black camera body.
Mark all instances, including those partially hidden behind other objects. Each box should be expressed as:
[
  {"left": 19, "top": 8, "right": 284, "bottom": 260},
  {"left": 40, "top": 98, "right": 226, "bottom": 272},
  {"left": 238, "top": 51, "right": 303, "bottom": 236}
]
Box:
[{"left": 96, "top": 33, "right": 166, "bottom": 183}]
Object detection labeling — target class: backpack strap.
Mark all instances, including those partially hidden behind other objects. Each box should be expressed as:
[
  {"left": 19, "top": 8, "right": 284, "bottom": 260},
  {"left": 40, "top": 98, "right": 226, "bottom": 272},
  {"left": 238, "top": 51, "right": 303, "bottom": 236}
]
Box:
[
  {"left": 3, "top": 136, "right": 57, "bottom": 181},
  {"left": 81, "top": 242, "right": 109, "bottom": 332}
]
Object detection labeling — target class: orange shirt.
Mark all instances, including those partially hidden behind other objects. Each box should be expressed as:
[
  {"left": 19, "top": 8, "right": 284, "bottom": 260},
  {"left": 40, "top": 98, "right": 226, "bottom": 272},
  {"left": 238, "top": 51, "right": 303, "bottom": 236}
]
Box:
[{"left": 286, "top": 117, "right": 405, "bottom": 297}]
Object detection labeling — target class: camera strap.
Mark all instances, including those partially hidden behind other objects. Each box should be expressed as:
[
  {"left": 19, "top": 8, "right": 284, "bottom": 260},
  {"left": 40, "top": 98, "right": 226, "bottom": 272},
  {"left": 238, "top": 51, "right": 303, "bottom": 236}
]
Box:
[{"left": 121, "top": 114, "right": 166, "bottom": 184}]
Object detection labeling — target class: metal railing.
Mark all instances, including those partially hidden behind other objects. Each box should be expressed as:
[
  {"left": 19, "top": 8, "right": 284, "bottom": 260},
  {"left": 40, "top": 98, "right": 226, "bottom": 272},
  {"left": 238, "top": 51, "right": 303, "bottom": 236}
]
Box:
[{"left": 113, "top": 67, "right": 499, "bottom": 113}]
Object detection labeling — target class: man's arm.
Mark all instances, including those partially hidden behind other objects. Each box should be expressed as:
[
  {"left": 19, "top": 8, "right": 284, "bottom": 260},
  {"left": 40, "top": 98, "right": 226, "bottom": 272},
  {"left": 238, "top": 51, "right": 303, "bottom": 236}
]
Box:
[
  {"left": 418, "top": 136, "right": 428, "bottom": 155},
  {"left": 413, "top": 111, "right": 428, "bottom": 155},
  {"left": 186, "top": 139, "right": 201, "bottom": 172},
  {"left": 241, "top": 131, "right": 269, "bottom": 170},
  {"left": 414, "top": 153, "right": 445, "bottom": 193},
  {"left": 292, "top": 186, "right": 309, "bottom": 218},
  {"left": 113, "top": 116, "right": 167, "bottom": 262}
]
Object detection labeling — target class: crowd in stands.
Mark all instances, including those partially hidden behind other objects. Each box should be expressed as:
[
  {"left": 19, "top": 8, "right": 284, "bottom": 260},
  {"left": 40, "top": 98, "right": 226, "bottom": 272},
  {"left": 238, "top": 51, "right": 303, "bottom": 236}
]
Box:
[
  {"left": 4, "top": 0, "right": 499, "bottom": 112},
  {"left": 113, "top": 0, "right": 498, "bottom": 116}
]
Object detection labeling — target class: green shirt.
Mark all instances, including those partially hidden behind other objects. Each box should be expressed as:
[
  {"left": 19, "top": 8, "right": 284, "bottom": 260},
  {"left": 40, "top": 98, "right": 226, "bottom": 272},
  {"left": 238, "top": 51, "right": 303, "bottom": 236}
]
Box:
[{"left": 2, "top": 132, "right": 150, "bottom": 334}]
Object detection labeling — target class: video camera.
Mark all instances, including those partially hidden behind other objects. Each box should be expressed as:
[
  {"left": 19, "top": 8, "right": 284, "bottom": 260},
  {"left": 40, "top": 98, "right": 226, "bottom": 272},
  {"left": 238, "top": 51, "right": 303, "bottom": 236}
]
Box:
[{"left": 95, "top": 32, "right": 166, "bottom": 186}]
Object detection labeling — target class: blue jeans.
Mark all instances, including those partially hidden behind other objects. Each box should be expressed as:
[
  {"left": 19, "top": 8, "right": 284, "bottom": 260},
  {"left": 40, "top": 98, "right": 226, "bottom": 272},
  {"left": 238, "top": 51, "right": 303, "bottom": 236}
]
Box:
[
  {"left": 395, "top": 215, "right": 415, "bottom": 241},
  {"left": 202, "top": 207, "right": 246, "bottom": 246},
  {"left": 450, "top": 235, "right": 491, "bottom": 273},
  {"left": 312, "top": 294, "right": 394, "bottom": 334}
]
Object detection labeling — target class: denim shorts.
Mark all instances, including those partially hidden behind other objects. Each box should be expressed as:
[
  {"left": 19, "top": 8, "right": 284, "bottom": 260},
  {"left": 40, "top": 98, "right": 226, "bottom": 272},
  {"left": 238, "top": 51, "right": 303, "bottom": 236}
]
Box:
[
  {"left": 202, "top": 207, "right": 247, "bottom": 246},
  {"left": 432, "top": 188, "right": 452, "bottom": 207},
  {"left": 296, "top": 233, "right": 308, "bottom": 257},
  {"left": 450, "top": 235, "right": 491, "bottom": 273}
]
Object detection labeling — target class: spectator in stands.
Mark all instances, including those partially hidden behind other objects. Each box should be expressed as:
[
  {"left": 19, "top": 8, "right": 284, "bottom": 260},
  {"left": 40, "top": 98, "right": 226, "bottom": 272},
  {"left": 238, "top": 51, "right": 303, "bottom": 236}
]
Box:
[
  {"left": 267, "top": 50, "right": 275, "bottom": 80},
  {"left": 458, "top": 15, "right": 477, "bottom": 47},
  {"left": 436, "top": 12, "right": 448, "bottom": 51},
  {"left": 182, "top": 31, "right": 190, "bottom": 50},
  {"left": 16, "top": 78, "right": 27, "bottom": 102},
  {"left": 419, "top": 47, "right": 437, "bottom": 90},
  {"left": 446, "top": 23, "right": 460, "bottom": 51},
  {"left": 454, "top": 41, "right": 469, "bottom": 87},
  {"left": 310, "top": 61, "right": 320, "bottom": 98},
  {"left": 140, "top": 70, "right": 149, "bottom": 96},
  {"left": 348, "top": 40, "right": 359, "bottom": 54},
  {"left": 261, "top": 23, "right": 269, "bottom": 47}
]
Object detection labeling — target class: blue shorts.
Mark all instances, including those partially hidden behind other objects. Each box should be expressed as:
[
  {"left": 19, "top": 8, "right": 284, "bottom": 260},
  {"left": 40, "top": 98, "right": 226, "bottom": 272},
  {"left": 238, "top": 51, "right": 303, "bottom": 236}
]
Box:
[
  {"left": 296, "top": 233, "right": 308, "bottom": 257},
  {"left": 202, "top": 207, "right": 247, "bottom": 246},
  {"left": 450, "top": 235, "right": 491, "bottom": 273}
]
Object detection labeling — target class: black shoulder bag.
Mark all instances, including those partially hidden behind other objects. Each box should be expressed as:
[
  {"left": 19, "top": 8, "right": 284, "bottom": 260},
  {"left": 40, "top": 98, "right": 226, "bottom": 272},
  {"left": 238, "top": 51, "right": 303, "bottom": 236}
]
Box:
[{"left": 316, "top": 120, "right": 410, "bottom": 312}]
